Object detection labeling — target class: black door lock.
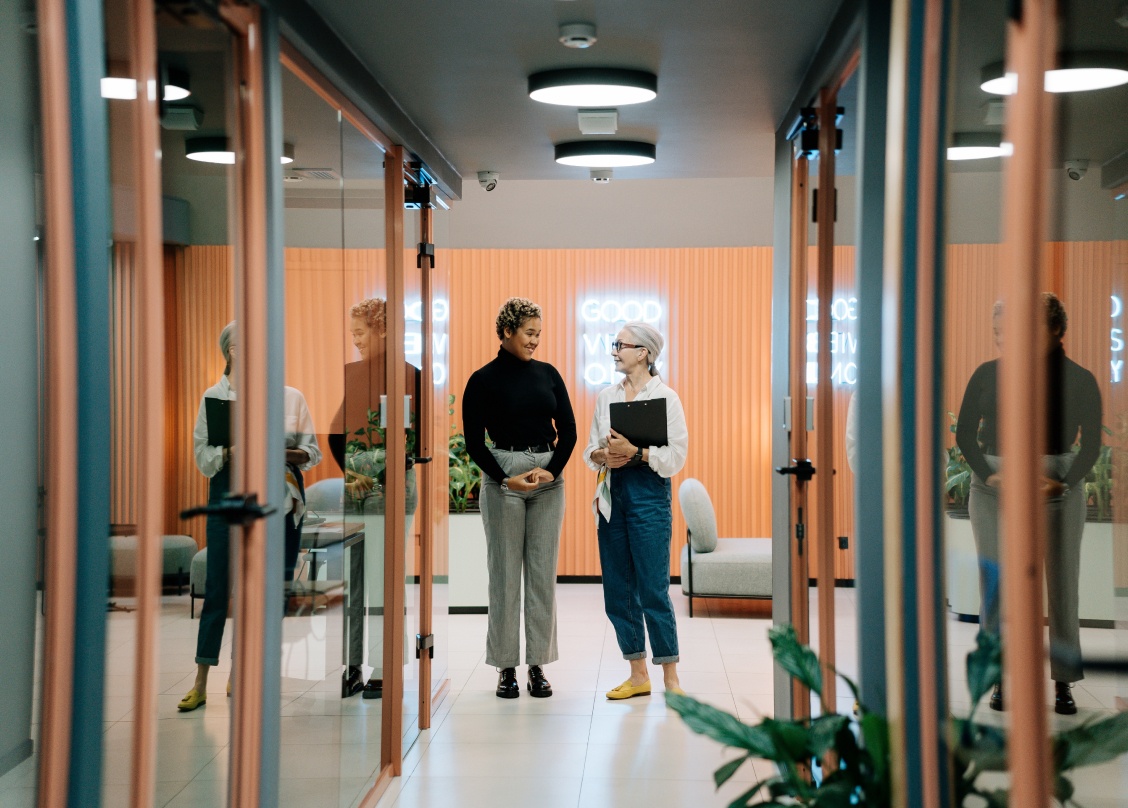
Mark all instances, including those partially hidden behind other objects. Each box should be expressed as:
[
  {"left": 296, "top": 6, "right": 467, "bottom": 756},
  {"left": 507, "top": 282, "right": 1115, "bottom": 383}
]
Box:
[
  {"left": 180, "top": 493, "right": 277, "bottom": 526},
  {"left": 775, "top": 458, "right": 816, "bottom": 483}
]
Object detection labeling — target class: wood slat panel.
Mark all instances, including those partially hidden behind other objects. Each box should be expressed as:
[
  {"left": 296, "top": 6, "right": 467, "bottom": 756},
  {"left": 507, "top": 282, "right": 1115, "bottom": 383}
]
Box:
[
  {"left": 445, "top": 248, "right": 775, "bottom": 577},
  {"left": 111, "top": 242, "right": 138, "bottom": 527}
]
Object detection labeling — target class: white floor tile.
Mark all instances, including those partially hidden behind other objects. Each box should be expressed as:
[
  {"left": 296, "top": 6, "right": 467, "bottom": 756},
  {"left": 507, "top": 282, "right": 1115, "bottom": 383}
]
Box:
[{"left": 389, "top": 776, "right": 582, "bottom": 808}]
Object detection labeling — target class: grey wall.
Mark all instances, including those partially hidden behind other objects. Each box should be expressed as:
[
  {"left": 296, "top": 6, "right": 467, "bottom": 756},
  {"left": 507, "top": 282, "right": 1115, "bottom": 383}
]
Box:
[
  {"left": 444, "top": 177, "right": 777, "bottom": 248},
  {"left": 0, "top": 0, "right": 42, "bottom": 778}
]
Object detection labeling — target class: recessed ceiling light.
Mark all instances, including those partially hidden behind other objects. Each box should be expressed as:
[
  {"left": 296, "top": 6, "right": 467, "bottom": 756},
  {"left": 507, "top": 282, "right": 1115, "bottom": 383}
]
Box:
[
  {"left": 947, "top": 132, "right": 1013, "bottom": 161},
  {"left": 980, "top": 52, "right": 1128, "bottom": 94},
  {"left": 529, "top": 68, "right": 657, "bottom": 106},
  {"left": 162, "top": 66, "right": 191, "bottom": 101},
  {"left": 554, "top": 140, "right": 655, "bottom": 168}
]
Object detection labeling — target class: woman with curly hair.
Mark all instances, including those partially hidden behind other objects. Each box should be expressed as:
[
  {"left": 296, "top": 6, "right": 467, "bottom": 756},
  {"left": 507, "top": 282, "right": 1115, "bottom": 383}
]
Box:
[{"left": 462, "top": 297, "right": 577, "bottom": 699}]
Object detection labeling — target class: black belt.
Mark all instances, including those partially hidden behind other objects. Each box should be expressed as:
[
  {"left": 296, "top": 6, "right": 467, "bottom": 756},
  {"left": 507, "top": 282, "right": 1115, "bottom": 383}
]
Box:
[{"left": 496, "top": 443, "right": 555, "bottom": 453}]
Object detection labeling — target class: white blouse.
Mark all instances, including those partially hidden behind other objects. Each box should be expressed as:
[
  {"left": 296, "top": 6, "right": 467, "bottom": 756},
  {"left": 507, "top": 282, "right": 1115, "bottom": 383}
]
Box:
[
  {"left": 193, "top": 375, "right": 322, "bottom": 478},
  {"left": 583, "top": 375, "right": 689, "bottom": 479}
]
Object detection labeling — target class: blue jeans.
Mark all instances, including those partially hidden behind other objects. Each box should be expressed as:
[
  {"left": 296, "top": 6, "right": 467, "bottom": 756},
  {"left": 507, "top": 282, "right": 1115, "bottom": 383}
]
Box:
[{"left": 597, "top": 464, "right": 679, "bottom": 664}]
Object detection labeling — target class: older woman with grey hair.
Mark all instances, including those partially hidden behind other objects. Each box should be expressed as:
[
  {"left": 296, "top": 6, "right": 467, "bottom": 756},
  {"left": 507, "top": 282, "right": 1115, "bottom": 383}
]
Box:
[
  {"left": 584, "top": 321, "right": 688, "bottom": 700},
  {"left": 462, "top": 297, "right": 577, "bottom": 699},
  {"left": 178, "top": 321, "right": 321, "bottom": 712}
]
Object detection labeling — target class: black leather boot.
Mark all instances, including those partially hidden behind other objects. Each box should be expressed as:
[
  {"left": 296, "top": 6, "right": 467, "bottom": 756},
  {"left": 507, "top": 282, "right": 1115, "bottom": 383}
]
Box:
[
  {"left": 362, "top": 678, "right": 383, "bottom": 700},
  {"left": 989, "top": 682, "right": 1003, "bottom": 712},
  {"left": 342, "top": 665, "right": 364, "bottom": 698},
  {"left": 527, "top": 665, "right": 553, "bottom": 698},
  {"left": 1055, "top": 681, "right": 1077, "bottom": 715},
  {"left": 496, "top": 667, "right": 520, "bottom": 699}
]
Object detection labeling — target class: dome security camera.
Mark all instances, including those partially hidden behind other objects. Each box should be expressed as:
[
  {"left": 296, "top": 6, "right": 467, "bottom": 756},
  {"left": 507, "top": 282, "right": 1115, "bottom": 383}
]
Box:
[
  {"left": 477, "top": 171, "right": 499, "bottom": 191},
  {"left": 1065, "top": 159, "right": 1089, "bottom": 181}
]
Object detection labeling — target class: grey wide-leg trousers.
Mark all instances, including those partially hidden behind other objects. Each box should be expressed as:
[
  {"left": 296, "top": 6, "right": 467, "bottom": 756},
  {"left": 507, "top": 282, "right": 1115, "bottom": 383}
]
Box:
[
  {"left": 968, "top": 453, "right": 1086, "bottom": 683},
  {"left": 479, "top": 448, "right": 565, "bottom": 669}
]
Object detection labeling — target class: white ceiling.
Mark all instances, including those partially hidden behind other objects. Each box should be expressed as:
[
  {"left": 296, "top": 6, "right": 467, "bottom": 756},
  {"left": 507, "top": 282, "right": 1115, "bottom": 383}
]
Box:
[{"left": 296, "top": 0, "right": 845, "bottom": 181}]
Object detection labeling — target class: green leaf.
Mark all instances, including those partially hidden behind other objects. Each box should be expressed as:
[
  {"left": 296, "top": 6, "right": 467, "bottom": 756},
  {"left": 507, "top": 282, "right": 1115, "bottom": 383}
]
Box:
[
  {"left": 966, "top": 631, "right": 1002, "bottom": 706},
  {"left": 809, "top": 714, "right": 849, "bottom": 758},
  {"left": 834, "top": 668, "right": 861, "bottom": 707},
  {"left": 768, "top": 625, "right": 823, "bottom": 697},
  {"left": 1055, "top": 712, "right": 1128, "bottom": 771},
  {"left": 724, "top": 776, "right": 782, "bottom": 808},
  {"left": 763, "top": 719, "right": 809, "bottom": 761},
  {"left": 1054, "top": 773, "right": 1075, "bottom": 803},
  {"left": 811, "top": 779, "right": 856, "bottom": 808},
  {"left": 860, "top": 713, "right": 889, "bottom": 784},
  {"left": 666, "top": 693, "right": 778, "bottom": 759},
  {"left": 713, "top": 755, "right": 749, "bottom": 788}
]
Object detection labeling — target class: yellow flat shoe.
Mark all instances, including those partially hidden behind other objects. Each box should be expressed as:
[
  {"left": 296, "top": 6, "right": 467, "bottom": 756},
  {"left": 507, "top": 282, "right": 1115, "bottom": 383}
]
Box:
[
  {"left": 666, "top": 686, "right": 686, "bottom": 697},
  {"left": 606, "top": 679, "right": 651, "bottom": 700},
  {"left": 177, "top": 689, "right": 206, "bottom": 712},
  {"left": 227, "top": 680, "right": 232, "bottom": 698}
]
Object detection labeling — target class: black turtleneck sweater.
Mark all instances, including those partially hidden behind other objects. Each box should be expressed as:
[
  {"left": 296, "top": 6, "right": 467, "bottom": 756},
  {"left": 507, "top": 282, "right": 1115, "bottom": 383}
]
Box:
[
  {"left": 462, "top": 348, "right": 577, "bottom": 484},
  {"left": 955, "top": 345, "right": 1102, "bottom": 488}
]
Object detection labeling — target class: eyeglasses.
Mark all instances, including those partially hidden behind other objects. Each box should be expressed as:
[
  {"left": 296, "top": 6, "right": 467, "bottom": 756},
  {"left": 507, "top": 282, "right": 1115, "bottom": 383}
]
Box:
[{"left": 610, "top": 341, "right": 642, "bottom": 352}]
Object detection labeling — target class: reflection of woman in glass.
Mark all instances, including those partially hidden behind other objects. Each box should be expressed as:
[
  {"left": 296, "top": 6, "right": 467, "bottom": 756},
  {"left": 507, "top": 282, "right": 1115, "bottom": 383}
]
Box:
[
  {"left": 463, "top": 298, "right": 576, "bottom": 699},
  {"left": 179, "top": 321, "right": 321, "bottom": 712},
  {"left": 330, "top": 298, "right": 420, "bottom": 699},
  {"left": 957, "top": 294, "right": 1101, "bottom": 715},
  {"left": 584, "top": 323, "right": 688, "bottom": 700}
]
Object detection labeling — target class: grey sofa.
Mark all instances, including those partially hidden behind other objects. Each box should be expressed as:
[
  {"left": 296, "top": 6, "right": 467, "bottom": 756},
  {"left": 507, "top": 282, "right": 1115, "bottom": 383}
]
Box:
[{"left": 678, "top": 478, "right": 772, "bottom": 617}]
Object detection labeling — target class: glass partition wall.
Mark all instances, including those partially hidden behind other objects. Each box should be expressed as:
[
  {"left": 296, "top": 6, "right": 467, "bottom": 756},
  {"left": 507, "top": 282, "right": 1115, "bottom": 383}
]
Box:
[{"left": 942, "top": 0, "right": 1128, "bottom": 802}]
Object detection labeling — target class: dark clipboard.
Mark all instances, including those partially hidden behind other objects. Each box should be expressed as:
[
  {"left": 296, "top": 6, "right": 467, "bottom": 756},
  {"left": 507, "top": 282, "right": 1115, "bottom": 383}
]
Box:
[
  {"left": 205, "top": 398, "right": 232, "bottom": 448},
  {"left": 610, "top": 398, "right": 668, "bottom": 467}
]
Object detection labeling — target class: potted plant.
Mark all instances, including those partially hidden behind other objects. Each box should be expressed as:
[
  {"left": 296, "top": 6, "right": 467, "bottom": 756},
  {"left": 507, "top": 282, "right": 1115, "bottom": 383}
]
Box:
[
  {"left": 945, "top": 412, "right": 972, "bottom": 518},
  {"left": 668, "top": 627, "right": 1128, "bottom": 807},
  {"left": 447, "top": 394, "right": 483, "bottom": 513}
]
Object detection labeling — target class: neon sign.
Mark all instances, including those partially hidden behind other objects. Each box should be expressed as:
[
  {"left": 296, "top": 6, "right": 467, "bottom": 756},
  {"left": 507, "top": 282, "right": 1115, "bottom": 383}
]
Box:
[
  {"left": 405, "top": 299, "right": 449, "bottom": 384},
  {"left": 579, "top": 297, "right": 665, "bottom": 386},
  {"left": 805, "top": 296, "right": 859, "bottom": 386},
  {"left": 1112, "top": 295, "right": 1123, "bottom": 384}
]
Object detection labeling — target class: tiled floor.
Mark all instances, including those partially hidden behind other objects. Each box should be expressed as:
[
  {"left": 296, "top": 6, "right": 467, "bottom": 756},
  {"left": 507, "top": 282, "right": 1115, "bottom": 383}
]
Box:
[{"left": 3, "top": 584, "right": 1127, "bottom": 807}]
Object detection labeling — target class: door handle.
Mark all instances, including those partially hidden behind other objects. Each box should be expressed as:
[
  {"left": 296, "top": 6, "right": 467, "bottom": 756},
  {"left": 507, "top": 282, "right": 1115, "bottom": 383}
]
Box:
[
  {"left": 411, "top": 456, "right": 433, "bottom": 464},
  {"left": 180, "top": 492, "right": 277, "bottom": 526},
  {"left": 775, "top": 458, "right": 816, "bottom": 483}
]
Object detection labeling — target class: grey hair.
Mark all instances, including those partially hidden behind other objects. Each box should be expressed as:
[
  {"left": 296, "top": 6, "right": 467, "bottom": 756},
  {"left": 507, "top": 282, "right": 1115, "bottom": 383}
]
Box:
[
  {"left": 495, "top": 297, "right": 542, "bottom": 340},
  {"left": 991, "top": 294, "right": 1068, "bottom": 337},
  {"left": 219, "top": 320, "right": 236, "bottom": 376},
  {"left": 621, "top": 321, "right": 665, "bottom": 377}
]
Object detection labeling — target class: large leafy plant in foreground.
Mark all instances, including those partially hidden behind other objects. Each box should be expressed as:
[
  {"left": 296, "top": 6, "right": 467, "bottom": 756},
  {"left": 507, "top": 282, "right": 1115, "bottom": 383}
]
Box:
[{"left": 666, "top": 625, "right": 890, "bottom": 807}]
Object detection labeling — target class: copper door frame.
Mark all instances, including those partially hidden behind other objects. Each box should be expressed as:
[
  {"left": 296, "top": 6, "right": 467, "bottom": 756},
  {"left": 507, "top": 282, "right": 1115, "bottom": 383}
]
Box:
[
  {"left": 35, "top": 0, "right": 79, "bottom": 802},
  {"left": 123, "top": 0, "right": 166, "bottom": 804},
  {"left": 999, "top": 0, "right": 1057, "bottom": 803}
]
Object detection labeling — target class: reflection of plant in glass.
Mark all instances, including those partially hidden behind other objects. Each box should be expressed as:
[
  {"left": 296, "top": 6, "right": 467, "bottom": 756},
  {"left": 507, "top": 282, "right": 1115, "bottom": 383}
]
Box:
[
  {"left": 345, "top": 407, "right": 416, "bottom": 500},
  {"left": 448, "top": 394, "right": 483, "bottom": 513},
  {"left": 667, "top": 626, "right": 891, "bottom": 807},
  {"left": 1075, "top": 426, "right": 1113, "bottom": 521},
  {"left": 956, "top": 630, "right": 1128, "bottom": 807},
  {"left": 946, "top": 411, "right": 972, "bottom": 513}
]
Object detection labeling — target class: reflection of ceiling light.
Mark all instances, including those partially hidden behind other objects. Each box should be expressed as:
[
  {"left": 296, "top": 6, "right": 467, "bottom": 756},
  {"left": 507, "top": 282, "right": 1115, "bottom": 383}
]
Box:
[
  {"left": 529, "top": 68, "right": 657, "bottom": 106},
  {"left": 100, "top": 65, "right": 191, "bottom": 101},
  {"left": 554, "top": 140, "right": 655, "bottom": 168},
  {"left": 186, "top": 136, "right": 295, "bottom": 165},
  {"left": 947, "top": 132, "right": 1013, "bottom": 161},
  {"left": 980, "top": 52, "right": 1128, "bottom": 94},
  {"left": 185, "top": 136, "right": 233, "bottom": 164}
]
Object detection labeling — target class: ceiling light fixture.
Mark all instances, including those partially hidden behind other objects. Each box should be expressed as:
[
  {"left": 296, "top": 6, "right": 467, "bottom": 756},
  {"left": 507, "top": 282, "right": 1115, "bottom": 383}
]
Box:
[
  {"left": 947, "top": 132, "right": 1013, "bottom": 161},
  {"left": 529, "top": 68, "right": 657, "bottom": 106},
  {"left": 100, "top": 65, "right": 191, "bottom": 101},
  {"left": 186, "top": 136, "right": 295, "bottom": 165},
  {"left": 185, "top": 135, "right": 233, "bottom": 164},
  {"left": 980, "top": 52, "right": 1128, "bottom": 94},
  {"left": 554, "top": 140, "right": 655, "bottom": 168}
]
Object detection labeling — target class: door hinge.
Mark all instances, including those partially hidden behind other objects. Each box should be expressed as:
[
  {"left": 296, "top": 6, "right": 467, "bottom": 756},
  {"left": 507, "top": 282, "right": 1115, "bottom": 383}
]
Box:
[
  {"left": 417, "top": 241, "right": 435, "bottom": 268},
  {"left": 416, "top": 633, "right": 434, "bottom": 659}
]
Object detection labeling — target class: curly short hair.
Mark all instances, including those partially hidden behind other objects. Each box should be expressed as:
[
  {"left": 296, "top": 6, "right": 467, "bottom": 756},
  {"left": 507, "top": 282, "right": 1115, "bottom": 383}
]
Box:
[
  {"left": 1044, "top": 292, "right": 1068, "bottom": 337},
  {"left": 495, "top": 297, "right": 542, "bottom": 340},
  {"left": 350, "top": 298, "right": 387, "bottom": 335}
]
